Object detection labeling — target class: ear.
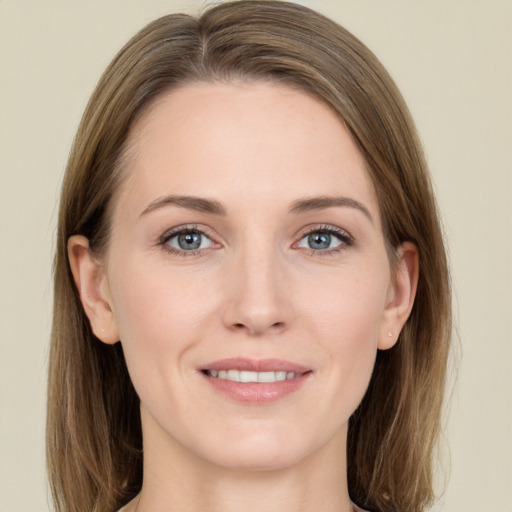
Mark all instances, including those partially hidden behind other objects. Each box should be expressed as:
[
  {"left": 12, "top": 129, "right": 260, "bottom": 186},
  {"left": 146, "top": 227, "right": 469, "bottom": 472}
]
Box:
[
  {"left": 68, "top": 235, "right": 119, "bottom": 344},
  {"left": 378, "top": 242, "right": 419, "bottom": 350}
]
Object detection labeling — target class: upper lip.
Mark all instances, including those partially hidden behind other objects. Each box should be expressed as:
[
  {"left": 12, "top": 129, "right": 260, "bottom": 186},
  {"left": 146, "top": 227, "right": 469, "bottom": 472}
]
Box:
[{"left": 201, "top": 358, "right": 310, "bottom": 374}]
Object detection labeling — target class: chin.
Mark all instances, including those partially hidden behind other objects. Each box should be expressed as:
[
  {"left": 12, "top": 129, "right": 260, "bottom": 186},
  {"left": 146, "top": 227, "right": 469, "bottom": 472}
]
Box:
[{"left": 194, "top": 426, "right": 327, "bottom": 473}]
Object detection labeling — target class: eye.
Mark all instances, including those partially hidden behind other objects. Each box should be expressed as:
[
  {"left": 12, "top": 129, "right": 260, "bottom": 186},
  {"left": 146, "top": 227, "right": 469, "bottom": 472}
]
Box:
[
  {"left": 164, "top": 228, "right": 214, "bottom": 253},
  {"left": 296, "top": 227, "right": 352, "bottom": 252}
]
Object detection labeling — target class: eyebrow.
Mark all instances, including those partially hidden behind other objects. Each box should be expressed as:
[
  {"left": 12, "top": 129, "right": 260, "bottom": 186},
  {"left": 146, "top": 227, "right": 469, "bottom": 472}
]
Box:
[
  {"left": 139, "top": 194, "right": 373, "bottom": 222},
  {"left": 140, "top": 195, "right": 226, "bottom": 217},
  {"left": 289, "top": 196, "right": 373, "bottom": 223}
]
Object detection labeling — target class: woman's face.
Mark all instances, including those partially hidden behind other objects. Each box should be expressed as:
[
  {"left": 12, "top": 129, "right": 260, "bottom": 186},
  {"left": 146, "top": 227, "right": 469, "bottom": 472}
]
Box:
[{"left": 85, "top": 82, "right": 411, "bottom": 472}]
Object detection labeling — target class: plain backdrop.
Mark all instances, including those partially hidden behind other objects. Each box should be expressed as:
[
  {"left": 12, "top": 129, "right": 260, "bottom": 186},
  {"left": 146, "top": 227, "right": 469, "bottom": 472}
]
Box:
[{"left": 0, "top": 1, "right": 510, "bottom": 511}]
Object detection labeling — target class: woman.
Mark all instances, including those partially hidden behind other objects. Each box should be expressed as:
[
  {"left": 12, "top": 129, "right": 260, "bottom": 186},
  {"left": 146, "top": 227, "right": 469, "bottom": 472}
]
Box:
[{"left": 47, "top": 1, "right": 451, "bottom": 511}]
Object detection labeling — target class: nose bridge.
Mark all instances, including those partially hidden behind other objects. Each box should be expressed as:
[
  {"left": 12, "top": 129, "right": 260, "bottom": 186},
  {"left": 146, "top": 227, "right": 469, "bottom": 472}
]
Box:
[{"left": 222, "top": 228, "right": 290, "bottom": 335}]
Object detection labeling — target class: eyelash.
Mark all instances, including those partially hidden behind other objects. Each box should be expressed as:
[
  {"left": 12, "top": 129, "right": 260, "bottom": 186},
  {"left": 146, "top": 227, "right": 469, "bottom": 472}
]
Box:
[
  {"left": 296, "top": 225, "right": 354, "bottom": 256},
  {"left": 159, "top": 225, "right": 216, "bottom": 257},
  {"left": 158, "top": 224, "right": 354, "bottom": 257}
]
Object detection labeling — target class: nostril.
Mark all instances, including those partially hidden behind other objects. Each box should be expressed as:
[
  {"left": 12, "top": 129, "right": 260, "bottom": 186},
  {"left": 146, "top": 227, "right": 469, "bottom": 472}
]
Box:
[{"left": 231, "top": 321, "right": 286, "bottom": 335}]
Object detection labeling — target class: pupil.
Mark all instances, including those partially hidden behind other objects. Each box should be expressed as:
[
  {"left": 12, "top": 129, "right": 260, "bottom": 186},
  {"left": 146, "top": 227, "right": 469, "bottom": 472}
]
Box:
[
  {"left": 178, "top": 232, "right": 201, "bottom": 250},
  {"left": 309, "top": 232, "right": 330, "bottom": 249}
]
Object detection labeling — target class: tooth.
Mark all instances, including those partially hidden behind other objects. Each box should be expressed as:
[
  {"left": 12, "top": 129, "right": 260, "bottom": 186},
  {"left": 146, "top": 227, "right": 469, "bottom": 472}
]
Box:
[
  {"left": 258, "top": 371, "right": 276, "bottom": 383},
  {"left": 240, "top": 370, "right": 258, "bottom": 383},
  {"left": 213, "top": 369, "right": 302, "bottom": 382},
  {"left": 227, "top": 369, "right": 240, "bottom": 382}
]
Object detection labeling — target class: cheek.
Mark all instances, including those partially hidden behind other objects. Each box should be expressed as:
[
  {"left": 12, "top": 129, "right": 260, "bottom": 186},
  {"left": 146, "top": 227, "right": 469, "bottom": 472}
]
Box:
[
  {"left": 108, "top": 261, "right": 215, "bottom": 379},
  {"left": 301, "top": 265, "right": 389, "bottom": 402},
  {"left": 304, "top": 264, "right": 389, "bottom": 343}
]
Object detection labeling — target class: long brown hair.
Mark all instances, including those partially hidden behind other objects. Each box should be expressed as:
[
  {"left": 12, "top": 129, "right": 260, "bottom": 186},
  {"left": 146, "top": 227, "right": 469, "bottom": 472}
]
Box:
[{"left": 47, "top": 2, "right": 451, "bottom": 511}]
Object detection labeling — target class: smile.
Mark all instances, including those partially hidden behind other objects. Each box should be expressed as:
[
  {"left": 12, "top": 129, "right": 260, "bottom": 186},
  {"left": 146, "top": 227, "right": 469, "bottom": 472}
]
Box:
[
  {"left": 205, "top": 369, "right": 301, "bottom": 382},
  {"left": 201, "top": 358, "right": 312, "bottom": 403}
]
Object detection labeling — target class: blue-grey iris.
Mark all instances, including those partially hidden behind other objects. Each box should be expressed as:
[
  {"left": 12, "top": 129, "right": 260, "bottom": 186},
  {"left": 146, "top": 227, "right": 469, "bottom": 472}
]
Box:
[
  {"left": 178, "top": 232, "right": 202, "bottom": 250},
  {"left": 308, "top": 233, "right": 331, "bottom": 250}
]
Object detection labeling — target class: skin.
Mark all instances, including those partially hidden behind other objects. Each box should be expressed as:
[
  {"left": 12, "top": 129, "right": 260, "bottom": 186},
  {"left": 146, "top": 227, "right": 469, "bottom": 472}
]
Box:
[{"left": 69, "top": 82, "right": 418, "bottom": 512}]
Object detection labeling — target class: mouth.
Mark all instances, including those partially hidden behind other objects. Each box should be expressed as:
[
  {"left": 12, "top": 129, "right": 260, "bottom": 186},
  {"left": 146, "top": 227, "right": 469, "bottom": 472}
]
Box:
[
  {"left": 200, "top": 358, "right": 312, "bottom": 403},
  {"left": 203, "top": 369, "right": 305, "bottom": 383}
]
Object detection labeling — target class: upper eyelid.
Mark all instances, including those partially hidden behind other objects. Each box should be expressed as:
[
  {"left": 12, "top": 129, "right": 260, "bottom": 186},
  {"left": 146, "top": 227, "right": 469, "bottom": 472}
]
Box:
[
  {"left": 159, "top": 224, "right": 214, "bottom": 242},
  {"left": 297, "top": 224, "right": 353, "bottom": 240}
]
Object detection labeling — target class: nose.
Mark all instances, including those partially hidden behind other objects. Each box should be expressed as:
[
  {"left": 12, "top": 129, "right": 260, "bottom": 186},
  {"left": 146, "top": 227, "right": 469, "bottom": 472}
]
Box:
[{"left": 221, "top": 242, "right": 292, "bottom": 337}]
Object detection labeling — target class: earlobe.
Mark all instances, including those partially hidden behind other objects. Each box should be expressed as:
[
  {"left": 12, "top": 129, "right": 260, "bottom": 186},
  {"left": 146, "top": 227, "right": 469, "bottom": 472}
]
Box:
[
  {"left": 67, "top": 235, "right": 119, "bottom": 344},
  {"left": 378, "top": 242, "right": 419, "bottom": 350}
]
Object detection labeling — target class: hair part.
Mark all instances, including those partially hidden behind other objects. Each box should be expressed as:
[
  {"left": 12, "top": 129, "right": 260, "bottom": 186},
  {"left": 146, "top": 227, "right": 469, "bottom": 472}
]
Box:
[{"left": 47, "top": 2, "right": 451, "bottom": 511}]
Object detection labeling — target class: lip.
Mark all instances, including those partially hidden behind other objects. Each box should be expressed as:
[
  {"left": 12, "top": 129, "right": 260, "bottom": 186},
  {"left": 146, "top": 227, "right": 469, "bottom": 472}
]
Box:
[
  {"left": 203, "top": 357, "right": 310, "bottom": 373},
  {"left": 200, "top": 358, "right": 312, "bottom": 404}
]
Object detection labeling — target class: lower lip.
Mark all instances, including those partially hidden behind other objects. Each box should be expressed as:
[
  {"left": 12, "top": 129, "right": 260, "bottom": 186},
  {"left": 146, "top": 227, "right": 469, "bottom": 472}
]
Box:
[{"left": 202, "top": 373, "right": 311, "bottom": 404}]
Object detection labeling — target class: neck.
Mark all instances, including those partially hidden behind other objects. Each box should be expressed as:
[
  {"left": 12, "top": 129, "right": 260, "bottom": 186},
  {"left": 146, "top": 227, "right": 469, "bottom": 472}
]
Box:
[{"left": 131, "top": 409, "right": 355, "bottom": 512}]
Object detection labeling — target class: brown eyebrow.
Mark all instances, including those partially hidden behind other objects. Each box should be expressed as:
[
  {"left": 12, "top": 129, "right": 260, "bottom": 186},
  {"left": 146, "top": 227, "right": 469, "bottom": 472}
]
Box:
[
  {"left": 289, "top": 196, "right": 373, "bottom": 223},
  {"left": 140, "top": 195, "right": 226, "bottom": 217},
  {"left": 140, "top": 194, "right": 372, "bottom": 222}
]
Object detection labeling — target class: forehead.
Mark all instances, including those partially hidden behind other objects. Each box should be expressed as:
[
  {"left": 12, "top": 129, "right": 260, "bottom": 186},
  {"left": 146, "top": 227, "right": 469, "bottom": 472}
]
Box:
[{"left": 115, "top": 81, "right": 380, "bottom": 223}]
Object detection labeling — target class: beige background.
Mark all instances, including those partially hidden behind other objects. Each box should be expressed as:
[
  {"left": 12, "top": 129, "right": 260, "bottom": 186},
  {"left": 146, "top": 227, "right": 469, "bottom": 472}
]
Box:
[{"left": 0, "top": 1, "right": 510, "bottom": 511}]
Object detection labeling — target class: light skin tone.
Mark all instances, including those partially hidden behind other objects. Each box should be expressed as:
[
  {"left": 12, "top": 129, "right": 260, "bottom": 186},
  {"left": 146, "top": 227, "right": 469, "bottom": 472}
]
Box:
[{"left": 69, "top": 82, "right": 418, "bottom": 512}]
